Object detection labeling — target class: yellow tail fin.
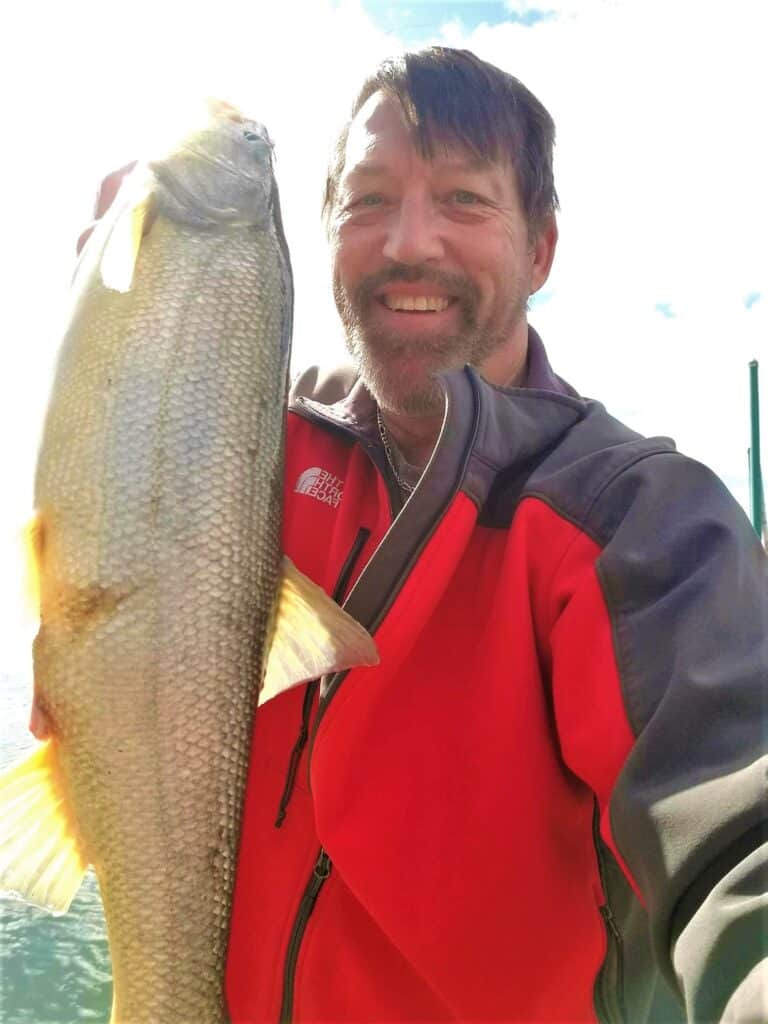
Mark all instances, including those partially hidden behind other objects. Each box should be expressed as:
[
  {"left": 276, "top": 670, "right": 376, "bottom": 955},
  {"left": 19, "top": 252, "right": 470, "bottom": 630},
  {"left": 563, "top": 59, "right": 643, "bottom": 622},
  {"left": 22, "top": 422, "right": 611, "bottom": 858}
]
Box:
[{"left": 0, "top": 742, "right": 88, "bottom": 913}]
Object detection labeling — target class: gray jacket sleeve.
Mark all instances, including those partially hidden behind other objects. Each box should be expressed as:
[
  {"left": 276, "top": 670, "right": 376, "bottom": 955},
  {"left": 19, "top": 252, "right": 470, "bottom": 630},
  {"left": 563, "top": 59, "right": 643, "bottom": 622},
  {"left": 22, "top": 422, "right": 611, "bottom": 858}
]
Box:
[{"left": 595, "top": 452, "right": 767, "bottom": 1022}]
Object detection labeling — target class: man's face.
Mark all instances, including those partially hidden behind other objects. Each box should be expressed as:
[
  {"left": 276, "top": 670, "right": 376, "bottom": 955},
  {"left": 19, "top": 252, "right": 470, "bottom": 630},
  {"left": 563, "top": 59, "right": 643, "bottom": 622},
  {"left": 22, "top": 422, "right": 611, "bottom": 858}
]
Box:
[{"left": 329, "top": 91, "right": 555, "bottom": 416}]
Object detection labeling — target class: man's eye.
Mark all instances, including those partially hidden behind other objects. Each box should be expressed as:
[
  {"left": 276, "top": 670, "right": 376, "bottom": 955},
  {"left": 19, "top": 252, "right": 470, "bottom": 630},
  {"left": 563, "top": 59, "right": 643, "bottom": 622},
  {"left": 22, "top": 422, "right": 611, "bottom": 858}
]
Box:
[
  {"left": 353, "top": 194, "right": 384, "bottom": 208},
  {"left": 450, "top": 190, "right": 481, "bottom": 205}
]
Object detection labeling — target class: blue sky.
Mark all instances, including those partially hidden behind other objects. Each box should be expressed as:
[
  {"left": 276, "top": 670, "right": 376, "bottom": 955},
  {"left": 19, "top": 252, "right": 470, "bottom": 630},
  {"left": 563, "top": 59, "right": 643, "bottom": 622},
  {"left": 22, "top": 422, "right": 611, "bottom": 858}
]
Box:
[{"left": 356, "top": 1, "right": 556, "bottom": 40}]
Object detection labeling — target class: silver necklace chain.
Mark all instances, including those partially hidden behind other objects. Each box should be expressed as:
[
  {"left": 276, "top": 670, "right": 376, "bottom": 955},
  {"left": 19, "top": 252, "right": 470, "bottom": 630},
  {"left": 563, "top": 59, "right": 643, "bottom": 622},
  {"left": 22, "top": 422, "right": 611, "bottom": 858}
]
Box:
[{"left": 376, "top": 407, "right": 416, "bottom": 494}]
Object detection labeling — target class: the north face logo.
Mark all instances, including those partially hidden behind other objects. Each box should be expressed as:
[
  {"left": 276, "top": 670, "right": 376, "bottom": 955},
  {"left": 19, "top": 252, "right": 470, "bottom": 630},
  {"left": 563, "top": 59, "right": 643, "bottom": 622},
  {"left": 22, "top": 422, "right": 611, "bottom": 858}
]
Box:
[{"left": 295, "top": 467, "right": 344, "bottom": 508}]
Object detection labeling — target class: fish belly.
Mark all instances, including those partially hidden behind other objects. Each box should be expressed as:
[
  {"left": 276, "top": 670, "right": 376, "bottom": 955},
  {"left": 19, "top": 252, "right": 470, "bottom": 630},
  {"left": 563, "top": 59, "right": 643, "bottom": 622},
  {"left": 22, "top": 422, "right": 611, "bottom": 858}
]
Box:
[{"left": 32, "top": 216, "right": 290, "bottom": 1023}]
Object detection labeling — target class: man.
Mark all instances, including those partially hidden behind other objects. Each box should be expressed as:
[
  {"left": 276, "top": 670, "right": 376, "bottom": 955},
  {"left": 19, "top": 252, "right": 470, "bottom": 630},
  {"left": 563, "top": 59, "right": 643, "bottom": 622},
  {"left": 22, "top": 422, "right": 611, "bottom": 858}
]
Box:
[{"left": 80, "top": 48, "right": 766, "bottom": 1023}]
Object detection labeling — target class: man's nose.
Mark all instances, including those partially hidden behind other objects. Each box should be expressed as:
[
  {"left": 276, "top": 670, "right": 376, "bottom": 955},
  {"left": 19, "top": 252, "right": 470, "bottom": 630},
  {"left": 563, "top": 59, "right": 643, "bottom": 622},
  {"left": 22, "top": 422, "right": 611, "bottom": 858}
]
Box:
[{"left": 382, "top": 197, "right": 445, "bottom": 264}]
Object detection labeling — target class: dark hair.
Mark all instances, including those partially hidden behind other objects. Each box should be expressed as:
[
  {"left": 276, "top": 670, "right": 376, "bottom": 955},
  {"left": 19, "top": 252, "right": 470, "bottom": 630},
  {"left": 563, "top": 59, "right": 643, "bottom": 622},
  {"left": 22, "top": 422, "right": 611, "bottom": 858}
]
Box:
[{"left": 322, "top": 47, "right": 559, "bottom": 235}]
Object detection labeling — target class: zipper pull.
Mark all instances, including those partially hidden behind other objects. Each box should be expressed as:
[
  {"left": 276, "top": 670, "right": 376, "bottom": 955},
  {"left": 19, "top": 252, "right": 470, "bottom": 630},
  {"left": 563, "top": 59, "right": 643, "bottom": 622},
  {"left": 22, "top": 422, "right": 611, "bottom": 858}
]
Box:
[
  {"left": 314, "top": 848, "right": 331, "bottom": 880},
  {"left": 599, "top": 902, "right": 622, "bottom": 945}
]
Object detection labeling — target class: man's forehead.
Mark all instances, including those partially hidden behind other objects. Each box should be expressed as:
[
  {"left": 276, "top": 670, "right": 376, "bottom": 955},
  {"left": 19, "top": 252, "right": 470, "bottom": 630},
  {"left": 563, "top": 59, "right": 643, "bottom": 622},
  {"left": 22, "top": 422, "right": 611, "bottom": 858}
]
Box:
[
  {"left": 347, "top": 91, "right": 404, "bottom": 143},
  {"left": 342, "top": 91, "right": 505, "bottom": 180}
]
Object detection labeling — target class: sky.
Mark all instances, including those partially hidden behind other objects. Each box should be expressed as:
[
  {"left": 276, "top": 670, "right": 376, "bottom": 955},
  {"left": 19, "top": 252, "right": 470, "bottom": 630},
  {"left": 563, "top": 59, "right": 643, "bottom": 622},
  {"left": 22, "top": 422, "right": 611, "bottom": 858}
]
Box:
[{"left": 1, "top": 0, "right": 766, "bottom": 673}]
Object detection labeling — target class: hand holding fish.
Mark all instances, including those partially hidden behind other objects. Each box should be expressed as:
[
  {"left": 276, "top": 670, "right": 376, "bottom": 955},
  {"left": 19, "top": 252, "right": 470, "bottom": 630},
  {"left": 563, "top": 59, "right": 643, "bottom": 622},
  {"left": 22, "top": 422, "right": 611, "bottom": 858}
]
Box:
[{"left": 76, "top": 162, "right": 137, "bottom": 255}]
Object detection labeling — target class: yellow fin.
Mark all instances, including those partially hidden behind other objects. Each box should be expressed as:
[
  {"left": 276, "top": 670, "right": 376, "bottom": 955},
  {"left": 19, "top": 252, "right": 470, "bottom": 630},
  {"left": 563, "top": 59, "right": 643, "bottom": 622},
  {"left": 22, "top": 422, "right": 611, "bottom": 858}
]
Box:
[
  {"left": 99, "top": 183, "right": 153, "bottom": 293},
  {"left": 21, "top": 510, "right": 45, "bottom": 619},
  {"left": 259, "top": 557, "right": 379, "bottom": 706},
  {"left": 0, "top": 742, "right": 88, "bottom": 913}
]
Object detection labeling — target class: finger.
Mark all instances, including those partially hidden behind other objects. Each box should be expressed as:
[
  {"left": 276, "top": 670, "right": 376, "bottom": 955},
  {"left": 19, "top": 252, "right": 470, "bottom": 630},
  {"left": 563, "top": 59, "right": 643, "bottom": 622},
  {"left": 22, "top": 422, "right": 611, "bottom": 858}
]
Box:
[
  {"left": 76, "top": 221, "right": 98, "bottom": 255},
  {"left": 76, "top": 161, "right": 141, "bottom": 256},
  {"left": 94, "top": 161, "right": 138, "bottom": 219}
]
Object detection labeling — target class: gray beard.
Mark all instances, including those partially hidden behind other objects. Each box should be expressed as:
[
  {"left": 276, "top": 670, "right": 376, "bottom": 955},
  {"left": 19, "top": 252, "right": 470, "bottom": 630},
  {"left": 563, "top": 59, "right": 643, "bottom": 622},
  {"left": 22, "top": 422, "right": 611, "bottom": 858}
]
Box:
[
  {"left": 343, "top": 324, "right": 482, "bottom": 416},
  {"left": 342, "top": 311, "right": 529, "bottom": 416},
  {"left": 334, "top": 269, "right": 526, "bottom": 416}
]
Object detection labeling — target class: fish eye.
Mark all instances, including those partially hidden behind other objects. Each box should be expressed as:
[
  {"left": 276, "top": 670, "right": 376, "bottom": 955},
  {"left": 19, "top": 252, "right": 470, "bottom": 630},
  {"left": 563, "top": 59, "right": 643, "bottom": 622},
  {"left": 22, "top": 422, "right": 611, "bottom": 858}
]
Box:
[{"left": 243, "top": 131, "right": 261, "bottom": 142}]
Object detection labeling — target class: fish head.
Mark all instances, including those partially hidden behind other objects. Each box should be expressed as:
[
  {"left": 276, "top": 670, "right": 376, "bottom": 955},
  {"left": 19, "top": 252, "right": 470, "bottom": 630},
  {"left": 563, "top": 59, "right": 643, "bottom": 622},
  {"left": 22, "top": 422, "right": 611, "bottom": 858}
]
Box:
[{"left": 147, "top": 101, "right": 276, "bottom": 230}]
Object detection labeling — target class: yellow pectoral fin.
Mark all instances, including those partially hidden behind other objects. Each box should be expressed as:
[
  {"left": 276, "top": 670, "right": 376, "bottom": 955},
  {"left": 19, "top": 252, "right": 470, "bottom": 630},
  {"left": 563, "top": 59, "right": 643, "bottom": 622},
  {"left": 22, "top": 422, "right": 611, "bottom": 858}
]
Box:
[
  {"left": 259, "top": 557, "right": 379, "bottom": 707},
  {"left": 99, "top": 176, "right": 155, "bottom": 293},
  {"left": 0, "top": 741, "right": 88, "bottom": 913}
]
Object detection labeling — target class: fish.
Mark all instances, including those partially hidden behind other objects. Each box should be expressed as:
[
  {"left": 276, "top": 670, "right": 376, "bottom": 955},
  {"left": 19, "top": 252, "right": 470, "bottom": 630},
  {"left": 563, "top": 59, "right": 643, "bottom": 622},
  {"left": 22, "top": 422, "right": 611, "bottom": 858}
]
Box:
[{"left": 0, "top": 100, "right": 377, "bottom": 1024}]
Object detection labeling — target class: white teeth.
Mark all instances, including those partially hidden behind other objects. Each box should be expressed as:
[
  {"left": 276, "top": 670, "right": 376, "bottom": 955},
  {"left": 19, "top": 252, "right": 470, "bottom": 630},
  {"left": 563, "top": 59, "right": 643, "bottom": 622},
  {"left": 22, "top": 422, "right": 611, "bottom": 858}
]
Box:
[{"left": 384, "top": 295, "right": 450, "bottom": 312}]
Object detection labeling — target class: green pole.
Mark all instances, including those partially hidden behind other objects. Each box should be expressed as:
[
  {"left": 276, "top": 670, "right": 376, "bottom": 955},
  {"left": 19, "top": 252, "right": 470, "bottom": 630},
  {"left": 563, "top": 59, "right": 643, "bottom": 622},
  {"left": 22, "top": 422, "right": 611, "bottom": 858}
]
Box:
[{"left": 748, "top": 360, "right": 765, "bottom": 542}]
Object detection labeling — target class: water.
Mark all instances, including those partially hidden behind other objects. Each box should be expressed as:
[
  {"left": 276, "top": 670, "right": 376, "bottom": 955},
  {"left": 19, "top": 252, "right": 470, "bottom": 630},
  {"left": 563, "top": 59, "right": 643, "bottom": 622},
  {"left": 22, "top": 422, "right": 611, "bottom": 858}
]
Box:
[{"left": 1, "top": 672, "right": 112, "bottom": 1024}]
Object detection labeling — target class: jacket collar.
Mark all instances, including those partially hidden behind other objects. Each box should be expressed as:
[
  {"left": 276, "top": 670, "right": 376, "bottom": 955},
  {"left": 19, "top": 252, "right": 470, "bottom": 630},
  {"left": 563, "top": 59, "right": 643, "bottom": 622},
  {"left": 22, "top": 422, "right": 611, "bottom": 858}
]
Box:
[
  {"left": 308, "top": 333, "right": 587, "bottom": 706},
  {"left": 292, "top": 327, "right": 586, "bottom": 497},
  {"left": 294, "top": 327, "right": 577, "bottom": 434}
]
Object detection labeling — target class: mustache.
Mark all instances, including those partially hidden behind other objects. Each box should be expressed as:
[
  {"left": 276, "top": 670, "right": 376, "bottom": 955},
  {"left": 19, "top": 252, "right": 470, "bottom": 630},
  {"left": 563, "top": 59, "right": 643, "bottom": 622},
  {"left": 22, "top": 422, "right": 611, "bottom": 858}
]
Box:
[{"left": 355, "top": 264, "right": 478, "bottom": 308}]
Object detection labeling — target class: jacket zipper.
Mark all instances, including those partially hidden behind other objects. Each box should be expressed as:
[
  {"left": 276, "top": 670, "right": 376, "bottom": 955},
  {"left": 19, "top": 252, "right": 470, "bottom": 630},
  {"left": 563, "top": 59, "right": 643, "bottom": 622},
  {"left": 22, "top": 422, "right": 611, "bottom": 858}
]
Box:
[
  {"left": 276, "top": 527, "right": 370, "bottom": 1019},
  {"left": 274, "top": 680, "right": 318, "bottom": 827},
  {"left": 278, "top": 847, "right": 331, "bottom": 1024},
  {"left": 273, "top": 527, "right": 371, "bottom": 828},
  {"left": 596, "top": 903, "right": 625, "bottom": 1024},
  {"left": 592, "top": 802, "right": 626, "bottom": 1024},
  {"left": 279, "top": 384, "right": 478, "bottom": 1020}
]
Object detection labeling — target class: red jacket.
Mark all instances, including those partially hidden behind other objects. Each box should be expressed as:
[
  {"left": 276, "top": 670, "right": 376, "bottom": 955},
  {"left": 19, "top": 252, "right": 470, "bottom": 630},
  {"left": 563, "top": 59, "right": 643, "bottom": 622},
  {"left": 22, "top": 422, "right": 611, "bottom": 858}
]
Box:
[{"left": 225, "top": 331, "right": 767, "bottom": 1023}]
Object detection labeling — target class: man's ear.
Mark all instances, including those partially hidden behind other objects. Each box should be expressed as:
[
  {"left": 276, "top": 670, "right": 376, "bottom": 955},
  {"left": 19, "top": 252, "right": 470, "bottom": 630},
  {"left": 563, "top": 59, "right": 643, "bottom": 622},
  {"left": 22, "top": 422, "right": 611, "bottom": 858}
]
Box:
[{"left": 529, "top": 215, "right": 558, "bottom": 295}]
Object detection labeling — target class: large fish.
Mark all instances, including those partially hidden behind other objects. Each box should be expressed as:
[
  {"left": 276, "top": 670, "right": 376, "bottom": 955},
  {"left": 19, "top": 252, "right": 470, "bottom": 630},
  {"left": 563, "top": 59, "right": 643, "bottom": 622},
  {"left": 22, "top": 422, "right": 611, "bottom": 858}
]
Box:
[{"left": 0, "top": 101, "right": 377, "bottom": 1023}]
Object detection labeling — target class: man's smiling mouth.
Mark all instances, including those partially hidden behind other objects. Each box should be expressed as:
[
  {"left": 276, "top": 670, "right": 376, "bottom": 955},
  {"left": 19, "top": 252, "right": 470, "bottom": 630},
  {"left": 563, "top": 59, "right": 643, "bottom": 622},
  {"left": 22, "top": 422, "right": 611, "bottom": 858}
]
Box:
[{"left": 380, "top": 295, "right": 453, "bottom": 312}]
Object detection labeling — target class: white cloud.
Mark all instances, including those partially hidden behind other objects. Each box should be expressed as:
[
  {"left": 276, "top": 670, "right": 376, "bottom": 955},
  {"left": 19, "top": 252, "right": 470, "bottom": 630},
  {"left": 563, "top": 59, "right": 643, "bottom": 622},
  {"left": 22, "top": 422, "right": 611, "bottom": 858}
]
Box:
[{"left": 521, "top": 0, "right": 620, "bottom": 13}]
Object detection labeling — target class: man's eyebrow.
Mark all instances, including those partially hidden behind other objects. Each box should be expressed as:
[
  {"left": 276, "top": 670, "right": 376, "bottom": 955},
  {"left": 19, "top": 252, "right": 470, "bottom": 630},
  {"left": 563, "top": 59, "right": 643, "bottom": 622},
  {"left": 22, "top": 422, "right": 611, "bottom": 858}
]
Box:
[
  {"left": 345, "top": 157, "right": 495, "bottom": 179},
  {"left": 344, "top": 163, "right": 389, "bottom": 178},
  {"left": 434, "top": 157, "right": 495, "bottom": 174}
]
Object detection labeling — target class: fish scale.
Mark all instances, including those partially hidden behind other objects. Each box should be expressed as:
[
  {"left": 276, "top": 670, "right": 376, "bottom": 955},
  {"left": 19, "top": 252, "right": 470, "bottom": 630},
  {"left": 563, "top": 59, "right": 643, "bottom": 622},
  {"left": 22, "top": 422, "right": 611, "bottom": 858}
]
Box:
[
  {"left": 0, "top": 106, "right": 377, "bottom": 1024},
  {"left": 34, "top": 212, "right": 288, "bottom": 1022}
]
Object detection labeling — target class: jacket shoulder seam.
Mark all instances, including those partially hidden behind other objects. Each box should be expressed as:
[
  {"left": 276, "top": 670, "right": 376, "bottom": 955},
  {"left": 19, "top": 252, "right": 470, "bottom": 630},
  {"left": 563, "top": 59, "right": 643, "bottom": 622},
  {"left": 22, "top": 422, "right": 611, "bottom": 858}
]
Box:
[{"left": 525, "top": 445, "right": 681, "bottom": 550}]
